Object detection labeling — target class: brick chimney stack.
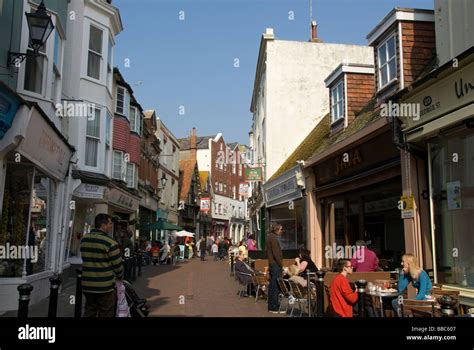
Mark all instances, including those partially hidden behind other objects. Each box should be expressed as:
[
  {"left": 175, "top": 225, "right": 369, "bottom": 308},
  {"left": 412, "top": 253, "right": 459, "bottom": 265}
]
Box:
[
  {"left": 310, "top": 20, "right": 323, "bottom": 43},
  {"left": 190, "top": 127, "right": 197, "bottom": 158}
]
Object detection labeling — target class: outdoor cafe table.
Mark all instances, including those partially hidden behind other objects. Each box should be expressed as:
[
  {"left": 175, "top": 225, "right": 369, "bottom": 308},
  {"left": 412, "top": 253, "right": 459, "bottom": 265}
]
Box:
[{"left": 366, "top": 290, "right": 399, "bottom": 317}]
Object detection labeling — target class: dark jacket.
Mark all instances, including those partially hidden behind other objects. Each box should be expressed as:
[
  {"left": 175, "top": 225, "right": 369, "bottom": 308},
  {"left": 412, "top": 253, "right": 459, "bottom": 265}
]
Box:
[
  {"left": 235, "top": 259, "right": 254, "bottom": 285},
  {"left": 199, "top": 239, "right": 207, "bottom": 251},
  {"left": 266, "top": 233, "right": 282, "bottom": 267}
]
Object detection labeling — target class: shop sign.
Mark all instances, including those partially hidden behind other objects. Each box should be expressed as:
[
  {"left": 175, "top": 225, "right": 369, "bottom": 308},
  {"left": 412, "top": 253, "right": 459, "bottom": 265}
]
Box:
[
  {"left": 335, "top": 149, "right": 362, "bottom": 176},
  {"left": 109, "top": 188, "right": 139, "bottom": 211},
  {"left": 73, "top": 184, "right": 105, "bottom": 199},
  {"left": 239, "top": 182, "right": 250, "bottom": 197},
  {"left": 17, "top": 107, "right": 72, "bottom": 180},
  {"left": 447, "top": 181, "right": 462, "bottom": 210},
  {"left": 0, "top": 86, "right": 21, "bottom": 139},
  {"left": 200, "top": 198, "right": 211, "bottom": 212},
  {"left": 402, "top": 61, "right": 474, "bottom": 131},
  {"left": 245, "top": 167, "right": 263, "bottom": 181},
  {"left": 400, "top": 195, "right": 414, "bottom": 219}
]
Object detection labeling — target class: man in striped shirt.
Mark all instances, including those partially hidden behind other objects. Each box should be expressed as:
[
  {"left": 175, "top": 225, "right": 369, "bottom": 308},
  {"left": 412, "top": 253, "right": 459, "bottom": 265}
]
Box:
[{"left": 80, "top": 214, "right": 123, "bottom": 317}]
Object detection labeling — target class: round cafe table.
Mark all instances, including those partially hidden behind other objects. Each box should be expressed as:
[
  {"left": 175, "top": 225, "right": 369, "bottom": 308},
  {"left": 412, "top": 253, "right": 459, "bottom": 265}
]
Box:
[{"left": 366, "top": 290, "right": 399, "bottom": 317}]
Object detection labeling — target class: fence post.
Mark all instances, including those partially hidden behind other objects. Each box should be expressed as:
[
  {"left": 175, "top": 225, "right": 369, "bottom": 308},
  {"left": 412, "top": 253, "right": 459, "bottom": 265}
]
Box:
[
  {"left": 356, "top": 279, "right": 367, "bottom": 318},
  {"left": 75, "top": 269, "right": 82, "bottom": 318},
  {"left": 17, "top": 284, "right": 34, "bottom": 318},
  {"left": 48, "top": 275, "right": 62, "bottom": 318},
  {"left": 316, "top": 270, "right": 325, "bottom": 317},
  {"left": 306, "top": 270, "right": 313, "bottom": 317}
]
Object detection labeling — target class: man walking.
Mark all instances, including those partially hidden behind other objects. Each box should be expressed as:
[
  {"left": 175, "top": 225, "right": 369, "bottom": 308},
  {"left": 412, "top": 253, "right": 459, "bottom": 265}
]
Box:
[
  {"left": 266, "top": 223, "right": 285, "bottom": 313},
  {"left": 199, "top": 237, "right": 207, "bottom": 261},
  {"left": 80, "top": 214, "right": 123, "bottom": 317}
]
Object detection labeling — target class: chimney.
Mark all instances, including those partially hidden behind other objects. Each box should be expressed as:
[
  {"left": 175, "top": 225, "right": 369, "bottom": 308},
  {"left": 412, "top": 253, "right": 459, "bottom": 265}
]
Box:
[
  {"left": 190, "top": 128, "right": 197, "bottom": 158},
  {"left": 310, "top": 20, "right": 323, "bottom": 43}
]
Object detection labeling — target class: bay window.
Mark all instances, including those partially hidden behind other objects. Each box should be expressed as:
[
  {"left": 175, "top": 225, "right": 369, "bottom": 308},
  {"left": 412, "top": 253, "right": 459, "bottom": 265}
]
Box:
[
  {"left": 87, "top": 25, "right": 103, "bottom": 80},
  {"left": 331, "top": 80, "right": 344, "bottom": 123},
  {"left": 126, "top": 163, "right": 137, "bottom": 189},
  {"left": 85, "top": 108, "right": 101, "bottom": 167},
  {"left": 116, "top": 86, "right": 130, "bottom": 118}
]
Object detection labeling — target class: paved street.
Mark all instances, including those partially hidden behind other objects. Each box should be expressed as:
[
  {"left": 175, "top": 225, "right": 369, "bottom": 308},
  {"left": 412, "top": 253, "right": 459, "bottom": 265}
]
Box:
[{"left": 134, "top": 257, "right": 281, "bottom": 317}]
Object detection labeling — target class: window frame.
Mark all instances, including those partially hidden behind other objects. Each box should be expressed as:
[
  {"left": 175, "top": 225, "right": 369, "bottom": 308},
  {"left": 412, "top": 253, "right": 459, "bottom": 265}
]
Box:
[
  {"left": 87, "top": 24, "right": 104, "bottom": 80},
  {"left": 84, "top": 107, "right": 101, "bottom": 168},
  {"left": 330, "top": 80, "right": 344, "bottom": 123},
  {"left": 113, "top": 150, "right": 124, "bottom": 181},
  {"left": 115, "top": 86, "right": 130, "bottom": 118},
  {"left": 377, "top": 33, "right": 397, "bottom": 90}
]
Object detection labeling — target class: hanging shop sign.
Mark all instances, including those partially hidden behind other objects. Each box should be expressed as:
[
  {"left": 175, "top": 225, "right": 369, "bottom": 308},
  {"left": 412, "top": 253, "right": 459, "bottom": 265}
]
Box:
[
  {"left": 17, "top": 107, "right": 73, "bottom": 180},
  {"left": 263, "top": 165, "right": 304, "bottom": 208},
  {"left": 245, "top": 167, "right": 263, "bottom": 181},
  {"left": 109, "top": 187, "right": 139, "bottom": 211},
  {"left": 200, "top": 198, "right": 211, "bottom": 212},
  {"left": 239, "top": 182, "right": 250, "bottom": 197},
  {"left": 73, "top": 184, "right": 105, "bottom": 199}
]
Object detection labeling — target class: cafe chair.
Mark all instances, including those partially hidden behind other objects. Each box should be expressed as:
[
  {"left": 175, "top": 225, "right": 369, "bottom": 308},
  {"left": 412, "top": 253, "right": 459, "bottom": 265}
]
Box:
[
  {"left": 400, "top": 299, "right": 436, "bottom": 318},
  {"left": 253, "top": 274, "right": 269, "bottom": 302},
  {"left": 235, "top": 271, "right": 254, "bottom": 298},
  {"left": 277, "top": 278, "right": 291, "bottom": 315}
]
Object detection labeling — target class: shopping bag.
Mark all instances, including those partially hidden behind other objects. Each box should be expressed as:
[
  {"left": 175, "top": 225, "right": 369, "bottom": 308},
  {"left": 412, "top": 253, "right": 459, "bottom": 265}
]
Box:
[{"left": 116, "top": 280, "right": 130, "bottom": 317}]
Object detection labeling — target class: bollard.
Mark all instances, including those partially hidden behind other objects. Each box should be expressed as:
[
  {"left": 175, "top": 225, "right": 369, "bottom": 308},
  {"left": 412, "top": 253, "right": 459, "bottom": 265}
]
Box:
[
  {"left": 316, "top": 270, "right": 325, "bottom": 317},
  {"left": 230, "top": 253, "right": 234, "bottom": 277},
  {"left": 75, "top": 269, "right": 82, "bottom": 318},
  {"left": 48, "top": 275, "right": 62, "bottom": 318},
  {"left": 306, "top": 270, "right": 312, "bottom": 317},
  {"left": 355, "top": 279, "right": 367, "bottom": 318},
  {"left": 138, "top": 251, "right": 142, "bottom": 277},
  {"left": 17, "top": 284, "right": 34, "bottom": 318}
]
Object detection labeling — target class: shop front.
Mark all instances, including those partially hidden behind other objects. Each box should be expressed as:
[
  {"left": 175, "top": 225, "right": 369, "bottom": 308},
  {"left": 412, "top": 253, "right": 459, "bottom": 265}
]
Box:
[
  {"left": 263, "top": 165, "right": 306, "bottom": 250},
  {"left": 0, "top": 103, "right": 75, "bottom": 312},
  {"left": 138, "top": 189, "right": 159, "bottom": 242},
  {"left": 398, "top": 48, "right": 474, "bottom": 306},
  {"left": 307, "top": 122, "right": 405, "bottom": 269}
]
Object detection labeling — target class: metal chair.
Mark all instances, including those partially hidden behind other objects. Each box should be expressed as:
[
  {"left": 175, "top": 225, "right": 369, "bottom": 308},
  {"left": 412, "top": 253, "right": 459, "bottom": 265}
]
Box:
[
  {"left": 400, "top": 299, "right": 436, "bottom": 317},
  {"left": 287, "top": 280, "right": 309, "bottom": 317},
  {"left": 277, "top": 278, "right": 291, "bottom": 314}
]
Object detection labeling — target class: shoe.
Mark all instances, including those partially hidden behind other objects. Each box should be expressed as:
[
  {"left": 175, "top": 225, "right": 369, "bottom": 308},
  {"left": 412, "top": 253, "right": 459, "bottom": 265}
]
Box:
[{"left": 269, "top": 310, "right": 286, "bottom": 314}]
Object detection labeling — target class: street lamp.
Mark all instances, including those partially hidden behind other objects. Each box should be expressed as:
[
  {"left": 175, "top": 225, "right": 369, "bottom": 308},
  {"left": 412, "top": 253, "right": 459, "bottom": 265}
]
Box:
[
  {"left": 160, "top": 174, "right": 168, "bottom": 189},
  {"left": 8, "top": 1, "right": 55, "bottom": 67}
]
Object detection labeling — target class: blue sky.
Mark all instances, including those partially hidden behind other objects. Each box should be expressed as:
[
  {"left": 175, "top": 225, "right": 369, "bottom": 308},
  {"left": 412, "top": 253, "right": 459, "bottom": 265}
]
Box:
[{"left": 113, "top": 0, "right": 433, "bottom": 144}]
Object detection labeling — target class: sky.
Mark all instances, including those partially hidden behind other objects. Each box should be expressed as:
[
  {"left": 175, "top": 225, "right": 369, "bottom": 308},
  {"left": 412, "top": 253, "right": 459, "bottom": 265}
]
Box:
[{"left": 113, "top": 0, "right": 433, "bottom": 145}]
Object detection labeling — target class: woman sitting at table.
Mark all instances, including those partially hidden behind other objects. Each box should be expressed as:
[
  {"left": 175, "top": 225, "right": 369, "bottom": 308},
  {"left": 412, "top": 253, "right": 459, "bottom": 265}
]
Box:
[
  {"left": 392, "top": 253, "right": 433, "bottom": 315},
  {"left": 295, "top": 248, "right": 318, "bottom": 276},
  {"left": 288, "top": 265, "right": 316, "bottom": 289}
]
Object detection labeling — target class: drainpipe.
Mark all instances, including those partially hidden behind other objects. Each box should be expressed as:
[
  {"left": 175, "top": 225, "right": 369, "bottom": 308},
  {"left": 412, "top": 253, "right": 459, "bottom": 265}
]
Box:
[{"left": 427, "top": 144, "right": 438, "bottom": 284}]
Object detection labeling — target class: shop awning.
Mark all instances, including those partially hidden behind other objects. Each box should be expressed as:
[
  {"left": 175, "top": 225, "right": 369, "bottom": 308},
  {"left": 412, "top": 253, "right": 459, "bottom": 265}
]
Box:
[{"left": 141, "top": 220, "right": 181, "bottom": 231}]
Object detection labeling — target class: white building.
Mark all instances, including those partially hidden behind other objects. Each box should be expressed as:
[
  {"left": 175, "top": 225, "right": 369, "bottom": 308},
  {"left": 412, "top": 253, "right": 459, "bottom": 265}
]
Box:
[
  {"left": 62, "top": 0, "right": 123, "bottom": 264},
  {"left": 249, "top": 28, "right": 374, "bottom": 181},
  {"left": 149, "top": 112, "right": 180, "bottom": 233}
]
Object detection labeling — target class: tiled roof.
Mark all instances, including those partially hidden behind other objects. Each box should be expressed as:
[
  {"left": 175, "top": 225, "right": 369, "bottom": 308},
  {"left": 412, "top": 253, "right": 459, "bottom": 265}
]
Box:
[
  {"left": 270, "top": 96, "right": 382, "bottom": 181},
  {"left": 178, "top": 136, "right": 215, "bottom": 150},
  {"left": 179, "top": 159, "right": 197, "bottom": 201},
  {"left": 227, "top": 142, "right": 238, "bottom": 150}
]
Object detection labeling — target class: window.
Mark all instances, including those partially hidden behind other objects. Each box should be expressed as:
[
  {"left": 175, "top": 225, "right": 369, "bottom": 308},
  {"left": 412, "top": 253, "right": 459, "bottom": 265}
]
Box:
[
  {"left": 130, "top": 106, "right": 138, "bottom": 132},
  {"left": 105, "top": 111, "right": 112, "bottom": 147},
  {"left": 219, "top": 183, "right": 223, "bottom": 192},
  {"left": 233, "top": 186, "right": 236, "bottom": 199},
  {"left": 51, "top": 30, "right": 62, "bottom": 103},
  {"left": 331, "top": 80, "right": 344, "bottom": 123},
  {"left": 87, "top": 25, "right": 103, "bottom": 79},
  {"left": 113, "top": 151, "right": 125, "bottom": 180},
  {"left": 24, "top": 44, "right": 46, "bottom": 94},
  {"left": 116, "top": 86, "right": 130, "bottom": 117},
  {"left": 238, "top": 165, "right": 242, "bottom": 177},
  {"left": 232, "top": 159, "right": 236, "bottom": 174},
  {"left": 85, "top": 108, "right": 101, "bottom": 167},
  {"left": 107, "top": 37, "right": 113, "bottom": 73},
  {"left": 126, "top": 163, "right": 137, "bottom": 189},
  {"left": 377, "top": 34, "right": 397, "bottom": 89},
  {"left": 215, "top": 181, "right": 218, "bottom": 192},
  {"left": 223, "top": 184, "right": 227, "bottom": 193},
  {"left": 172, "top": 145, "right": 176, "bottom": 153}
]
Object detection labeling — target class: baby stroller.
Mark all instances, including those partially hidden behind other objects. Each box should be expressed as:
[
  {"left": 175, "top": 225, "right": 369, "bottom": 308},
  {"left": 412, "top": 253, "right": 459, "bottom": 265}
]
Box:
[{"left": 123, "top": 280, "right": 151, "bottom": 317}]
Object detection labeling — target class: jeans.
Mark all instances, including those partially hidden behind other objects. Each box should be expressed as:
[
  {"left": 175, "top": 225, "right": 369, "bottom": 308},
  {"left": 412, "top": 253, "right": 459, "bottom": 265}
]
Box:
[{"left": 268, "top": 263, "right": 282, "bottom": 311}]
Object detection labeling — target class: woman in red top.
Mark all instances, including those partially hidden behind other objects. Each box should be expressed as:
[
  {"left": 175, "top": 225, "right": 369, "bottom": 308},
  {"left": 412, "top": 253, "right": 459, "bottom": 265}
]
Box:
[{"left": 329, "top": 259, "right": 358, "bottom": 317}]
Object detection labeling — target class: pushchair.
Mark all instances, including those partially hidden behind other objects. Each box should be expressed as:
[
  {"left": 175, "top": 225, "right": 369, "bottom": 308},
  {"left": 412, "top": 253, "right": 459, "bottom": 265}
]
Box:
[{"left": 123, "top": 280, "right": 151, "bottom": 317}]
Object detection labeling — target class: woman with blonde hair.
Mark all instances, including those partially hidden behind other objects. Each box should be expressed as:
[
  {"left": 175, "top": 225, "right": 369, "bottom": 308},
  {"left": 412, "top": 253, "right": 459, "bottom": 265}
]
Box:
[{"left": 392, "top": 253, "right": 433, "bottom": 315}]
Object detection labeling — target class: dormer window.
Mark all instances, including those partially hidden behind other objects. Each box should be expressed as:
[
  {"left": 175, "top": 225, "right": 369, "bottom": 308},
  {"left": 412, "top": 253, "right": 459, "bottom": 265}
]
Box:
[
  {"left": 377, "top": 34, "right": 397, "bottom": 89},
  {"left": 331, "top": 80, "right": 344, "bottom": 123}
]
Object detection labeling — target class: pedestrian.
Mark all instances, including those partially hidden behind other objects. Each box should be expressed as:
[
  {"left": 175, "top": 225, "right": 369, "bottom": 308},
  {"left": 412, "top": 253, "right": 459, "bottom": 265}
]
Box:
[
  {"left": 351, "top": 240, "right": 379, "bottom": 272},
  {"left": 212, "top": 241, "right": 219, "bottom": 261},
  {"left": 150, "top": 241, "right": 160, "bottom": 265},
  {"left": 329, "top": 259, "right": 358, "bottom": 317},
  {"left": 247, "top": 234, "right": 257, "bottom": 251},
  {"left": 266, "top": 223, "right": 286, "bottom": 314},
  {"left": 160, "top": 241, "right": 170, "bottom": 263},
  {"left": 80, "top": 213, "right": 123, "bottom": 317},
  {"left": 199, "top": 237, "right": 207, "bottom": 261},
  {"left": 207, "top": 235, "right": 214, "bottom": 256}
]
